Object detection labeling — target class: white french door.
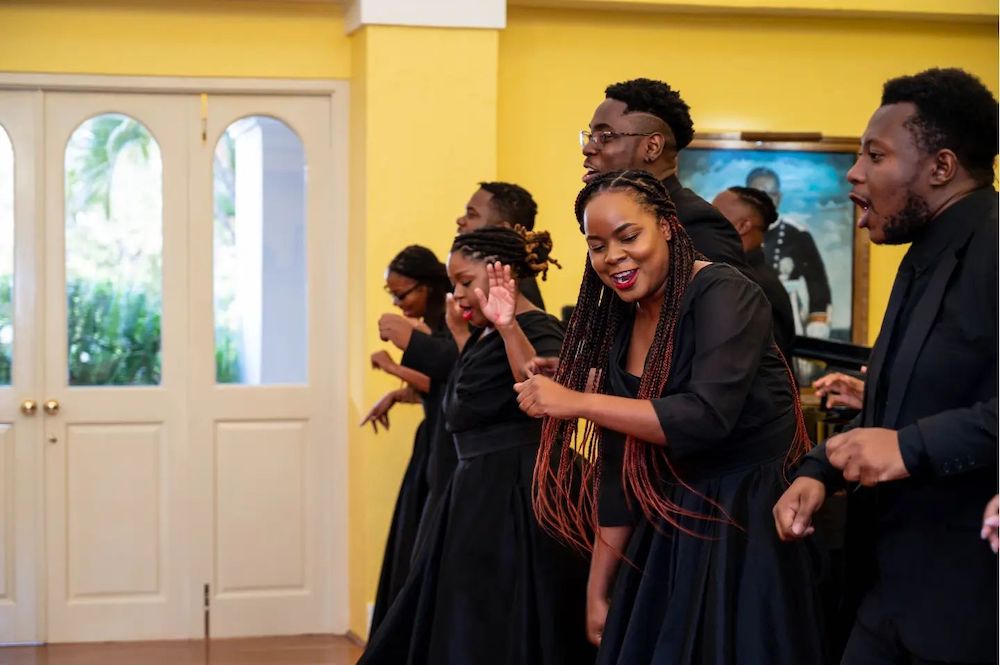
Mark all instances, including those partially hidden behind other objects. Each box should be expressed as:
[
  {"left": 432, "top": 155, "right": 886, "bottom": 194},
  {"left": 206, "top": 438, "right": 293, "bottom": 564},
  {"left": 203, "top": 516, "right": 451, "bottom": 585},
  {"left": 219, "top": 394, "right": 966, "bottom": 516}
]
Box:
[
  {"left": 186, "top": 94, "right": 340, "bottom": 637},
  {"left": 43, "top": 92, "right": 193, "bottom": 642},
  {"left": 0, "top": 82, "right": 347, "bottom": 644},
  {"left": 0, "top": 90, "right": 43, "bottom": 645}
]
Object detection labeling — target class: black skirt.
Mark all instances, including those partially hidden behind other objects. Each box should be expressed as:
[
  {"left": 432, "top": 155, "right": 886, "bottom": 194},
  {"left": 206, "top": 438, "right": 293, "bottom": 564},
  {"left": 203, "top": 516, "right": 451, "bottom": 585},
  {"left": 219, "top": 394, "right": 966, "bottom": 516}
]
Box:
[
  {"left": 360, "top": 422, "right": 596, "bottom": 665},
  {"left": 369, "top": 419, "right": 431, "bottom": 633}
]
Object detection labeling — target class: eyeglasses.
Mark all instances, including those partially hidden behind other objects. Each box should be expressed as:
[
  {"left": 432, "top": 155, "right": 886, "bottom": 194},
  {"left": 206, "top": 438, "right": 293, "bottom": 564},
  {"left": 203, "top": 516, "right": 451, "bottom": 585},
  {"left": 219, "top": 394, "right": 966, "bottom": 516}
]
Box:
[
  {"left": 579, "top": 129, "right": 655, "bottom": 149},
  {"left": 384, "top": 283, "right": 421, "bottom": 301}
]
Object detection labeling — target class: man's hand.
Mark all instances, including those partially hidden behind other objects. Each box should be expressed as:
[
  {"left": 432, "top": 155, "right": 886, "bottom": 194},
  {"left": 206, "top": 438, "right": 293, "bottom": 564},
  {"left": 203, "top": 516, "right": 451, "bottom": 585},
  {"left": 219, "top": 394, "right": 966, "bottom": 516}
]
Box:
[
  {"left": 514, "top": 374, "right": 579, "bottom": 419},
  {"left": 826, "top": 427, "right": 909, "bottom": 487},
  {"left": 370, "top": 350, "right": 398, "bottom": 373},
  {"left": 982, "top": 494, "right": 1000, "bottom": 554},
  {"left": 523, "top": 356, "right": 559, "bottom": 379},
  {"left": 773, "top": 477, "right": 826, "bottom": 541},
  {"left": 378, "top": 313, "right": 418, "bottom": 349},
  {"left": 813, "top": 371, "right": 865, "bottom": 410}
]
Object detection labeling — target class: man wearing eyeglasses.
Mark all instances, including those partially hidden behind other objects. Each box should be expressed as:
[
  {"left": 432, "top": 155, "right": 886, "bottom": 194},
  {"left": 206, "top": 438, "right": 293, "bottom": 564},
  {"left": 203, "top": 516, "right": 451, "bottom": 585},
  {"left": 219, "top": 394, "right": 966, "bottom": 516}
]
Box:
[{"left": 582, "top": 78, "right": 747, "bottom": 268}]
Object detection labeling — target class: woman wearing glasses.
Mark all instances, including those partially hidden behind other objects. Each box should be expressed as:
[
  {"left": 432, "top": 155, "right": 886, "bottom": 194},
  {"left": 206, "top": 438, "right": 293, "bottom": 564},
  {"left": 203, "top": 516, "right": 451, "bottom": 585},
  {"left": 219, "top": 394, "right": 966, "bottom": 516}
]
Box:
[
  {"left": 362, "top": 245, "right": 458, "bottom": 635},
  {"left": 361, "top": 226, "right": 595, "bottom": 665}
]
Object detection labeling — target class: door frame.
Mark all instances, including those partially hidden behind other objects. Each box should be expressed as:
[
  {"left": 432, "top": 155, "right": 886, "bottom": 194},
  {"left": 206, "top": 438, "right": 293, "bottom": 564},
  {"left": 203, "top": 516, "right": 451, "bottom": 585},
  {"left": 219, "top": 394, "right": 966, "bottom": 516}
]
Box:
[{"left": 0, "top": 73, "right": 352, "bottom": 640}]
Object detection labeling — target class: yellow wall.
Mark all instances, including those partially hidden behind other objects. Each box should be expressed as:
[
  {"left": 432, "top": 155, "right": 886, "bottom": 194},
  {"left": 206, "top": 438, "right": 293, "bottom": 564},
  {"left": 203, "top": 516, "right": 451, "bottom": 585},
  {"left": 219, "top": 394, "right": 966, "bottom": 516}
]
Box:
[
  {"left": 497, "top": 7, "right": 998, "bottom": 345},
  {"left": 0, "top": 0, "right": 996, "bottom": 641},
  {"left": 347, "top": 24, "right": 499, "bottom": 636},
  {"left": 0, "top": 0, "right": 351, "bottom": 78}
]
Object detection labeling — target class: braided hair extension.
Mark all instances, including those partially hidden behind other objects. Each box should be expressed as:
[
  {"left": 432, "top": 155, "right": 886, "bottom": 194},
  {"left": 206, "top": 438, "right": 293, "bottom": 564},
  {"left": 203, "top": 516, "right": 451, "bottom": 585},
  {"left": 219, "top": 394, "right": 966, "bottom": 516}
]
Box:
[
  {"left": 388, "top": 245, "right": 451, "bottom": 326},
  {"left": 532, "top": 170, "right": 812, "bottom": 552},
  {"left": 450, "top": 225, "right": 562, "bottom": 281}
]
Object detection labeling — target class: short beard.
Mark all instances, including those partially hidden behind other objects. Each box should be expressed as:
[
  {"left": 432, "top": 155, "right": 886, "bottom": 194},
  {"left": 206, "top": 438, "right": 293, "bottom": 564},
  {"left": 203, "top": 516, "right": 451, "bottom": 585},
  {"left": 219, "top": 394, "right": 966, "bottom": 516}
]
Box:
[{"left": 881, "top": 190, "right": 932, "bottom": 244}]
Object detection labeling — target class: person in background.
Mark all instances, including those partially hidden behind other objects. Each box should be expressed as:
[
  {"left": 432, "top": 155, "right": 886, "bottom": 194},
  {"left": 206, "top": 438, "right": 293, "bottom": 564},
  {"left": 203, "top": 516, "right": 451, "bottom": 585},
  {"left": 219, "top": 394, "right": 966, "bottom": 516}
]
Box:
[
  {"left": 456, "top": 180, "right": 546, "bottom": 310},
  {"left": 774, "top": 67, "right": 999, "bottom": 665},
  {"left": 748, "top": 166, "right": 833, "bottom": 339},
  {"left": 581, "top": 77, "right": 748, "bottom": 269},
  {"left": 713, "top": 185, "right": 796, "bottom": 359},
  {"left": 361, "top": 245, "right": 456, "bottom": 633}
]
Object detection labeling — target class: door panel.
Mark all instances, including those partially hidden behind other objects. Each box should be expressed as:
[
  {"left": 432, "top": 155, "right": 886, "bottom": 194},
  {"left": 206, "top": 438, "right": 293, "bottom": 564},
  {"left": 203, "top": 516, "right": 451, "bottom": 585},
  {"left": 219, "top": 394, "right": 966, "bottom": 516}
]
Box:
[
  {"left": 43, "top": 92, "right": 191, "bottom": 642},
  {"left": 189, "top": 96, "right": 338, "bottom": 637},
  {"left": 0, "top": 90, "right": 42, "bottom": 645}
]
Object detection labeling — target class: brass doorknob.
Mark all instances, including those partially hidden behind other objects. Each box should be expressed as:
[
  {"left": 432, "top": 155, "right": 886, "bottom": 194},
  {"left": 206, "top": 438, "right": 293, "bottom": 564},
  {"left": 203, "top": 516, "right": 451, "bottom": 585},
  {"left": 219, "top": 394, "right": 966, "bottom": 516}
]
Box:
[
  {"left": 43, "top": 400, "right": 60, "bottom": 415},
  {"left": 20, "top": 400, "right": 38, "bottom": 416}
]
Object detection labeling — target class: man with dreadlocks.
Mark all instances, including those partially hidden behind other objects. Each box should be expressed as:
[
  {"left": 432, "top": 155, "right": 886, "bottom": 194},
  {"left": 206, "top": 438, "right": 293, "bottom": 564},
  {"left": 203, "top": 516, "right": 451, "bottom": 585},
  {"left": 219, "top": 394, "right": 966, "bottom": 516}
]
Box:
[
  {"left": 516, "top": 170, "right": 824, "bottom": 664},
  {"left": 581, "top": 78, "right": 747, "bottom": 269},
  {"left": 359, "top": 226, "right": 594, "bottom": 665}
]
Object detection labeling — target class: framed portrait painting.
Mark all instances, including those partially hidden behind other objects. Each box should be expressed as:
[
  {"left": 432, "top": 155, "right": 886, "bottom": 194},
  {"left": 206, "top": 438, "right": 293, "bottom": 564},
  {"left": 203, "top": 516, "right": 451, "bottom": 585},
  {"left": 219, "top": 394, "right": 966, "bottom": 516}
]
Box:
[{"left": 678, "top": 133, "right": 869, "bottom": 353}]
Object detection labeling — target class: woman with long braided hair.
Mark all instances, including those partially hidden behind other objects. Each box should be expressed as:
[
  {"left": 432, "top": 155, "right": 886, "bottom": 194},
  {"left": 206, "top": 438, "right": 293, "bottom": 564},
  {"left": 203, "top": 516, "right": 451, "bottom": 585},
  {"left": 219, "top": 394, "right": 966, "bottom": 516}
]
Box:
[
  {"left": 360, "top": 226, "right": 595, "bottom": 665},
  {"left": 517, "top": 170, "right": 824, "bottom": 664},
  {"left": 362, "top": 245, "right": 458, "bottom": 634}
]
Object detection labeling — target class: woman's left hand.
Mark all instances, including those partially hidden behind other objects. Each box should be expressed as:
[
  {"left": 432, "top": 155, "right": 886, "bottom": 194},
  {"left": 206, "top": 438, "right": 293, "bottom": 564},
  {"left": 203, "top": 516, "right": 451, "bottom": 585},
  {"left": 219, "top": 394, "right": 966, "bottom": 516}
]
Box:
[
  {"left": 378, "top": 313, "right": 417, "bottom": 348},
  {"left": 514, "top": 374, "right": 578, "bottom": 419},
  {"left": 370, "top": 350, "right": 397, "bottom": 373},
  {"left": 475, "top": 261, "right": 517, "bottom": 329}
]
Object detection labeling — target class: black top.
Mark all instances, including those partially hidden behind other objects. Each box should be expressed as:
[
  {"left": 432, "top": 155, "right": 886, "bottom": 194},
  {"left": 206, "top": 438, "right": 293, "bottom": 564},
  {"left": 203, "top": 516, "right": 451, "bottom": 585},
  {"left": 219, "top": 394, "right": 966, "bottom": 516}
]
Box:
[
  {"left": 664, "top": 174, "right": 748, "bottom": 270},
  {"left": 401, "top": 321, "right": 460, "bottom": 494},
  {"left": 518, "top": 276, "right": 545, "bottom": 310},
  {"left": 797, "top": 188, "right": 999, "bottom": 662},
  {"left": 443, "top": 310, "right": 563, "bottom": 435},
  {"left": 599, "top": 263, "right": 794, "bottom": 526},
  {"left": 746, "top": 245, "right": 795, "bottom": 359},
  {"left": 763, "top": 219, "right": 831, "bottom": 315}
]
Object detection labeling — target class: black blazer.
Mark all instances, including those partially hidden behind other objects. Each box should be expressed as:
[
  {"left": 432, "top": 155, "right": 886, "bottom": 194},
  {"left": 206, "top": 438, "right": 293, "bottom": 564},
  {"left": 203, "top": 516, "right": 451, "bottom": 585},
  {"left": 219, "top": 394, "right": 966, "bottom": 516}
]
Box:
[
  {"left": 798, "top": 188, "right": 999, "bottom": 662},
  {"left": 746, "top": 246, "right": 795, "bottom": 359},
  {"left": 663, "top": 175, "right": 748, "bottom": 269}
]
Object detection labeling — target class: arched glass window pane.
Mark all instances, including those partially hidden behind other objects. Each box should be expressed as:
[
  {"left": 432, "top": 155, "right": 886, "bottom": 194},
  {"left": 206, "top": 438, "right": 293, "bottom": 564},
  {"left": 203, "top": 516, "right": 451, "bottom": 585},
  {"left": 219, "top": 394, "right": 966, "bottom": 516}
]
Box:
[
  {"left": 65, "top": 114, "right": 162, "bottom": 386},
  {"left": 214, "top": 116, "right": 307, "bottom": 385},
  {"left": 0, "top": 125, "right": 13, "bottom": 386}
]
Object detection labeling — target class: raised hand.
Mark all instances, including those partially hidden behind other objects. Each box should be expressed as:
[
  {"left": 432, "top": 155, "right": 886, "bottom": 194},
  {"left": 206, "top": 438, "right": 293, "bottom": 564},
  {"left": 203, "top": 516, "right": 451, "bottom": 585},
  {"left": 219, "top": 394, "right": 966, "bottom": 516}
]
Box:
[
  {"left": 475, "top": 261, "right": 517, "bottom": 329},
  {"left": 378, "top": 313, "right": 420, "bottom": 349},
  {"left": 370, "top": 350, "right": 398, "bottom": 373}
]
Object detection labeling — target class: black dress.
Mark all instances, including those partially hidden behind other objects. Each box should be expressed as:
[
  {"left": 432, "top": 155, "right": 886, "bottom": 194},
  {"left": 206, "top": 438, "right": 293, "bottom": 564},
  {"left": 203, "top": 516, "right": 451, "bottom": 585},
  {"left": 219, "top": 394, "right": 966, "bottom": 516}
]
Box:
[
  {"left": 370, "top": 322, "right": 457, "bottom": 633},
  {"left": 596, "top": 264, "right": 824, "bottom": 665},
  {"left": 360, "top": 310, "right": 596, "bottom": 665}
]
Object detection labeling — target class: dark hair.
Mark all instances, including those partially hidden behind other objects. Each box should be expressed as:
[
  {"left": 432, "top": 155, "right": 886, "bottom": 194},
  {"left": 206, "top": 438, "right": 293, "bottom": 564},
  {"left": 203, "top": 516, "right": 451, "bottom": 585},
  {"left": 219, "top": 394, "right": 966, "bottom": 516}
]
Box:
[
  {"left": 387, "top": 245, "right": 450, "bottom": 325},
  {"left": 534, "top": 169, "right": 810, "bottom": 552},
  {"left": 726, "top": 185, "right": 779, "bottom": 229},
  {"left": 881, "top": 68, "right": 999, "bottom": 185},
  {"left": 478, "top": 181, "right": 538, "bottom": 230},
  {"left": 450, "top": 225, "right": 560, "bottom": 281},
  {"left": 745, "top": 166, "right": 780, "bottom": 190},
  {"left": 604, "top": 78, "right": 694, "bottom": 151}
]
